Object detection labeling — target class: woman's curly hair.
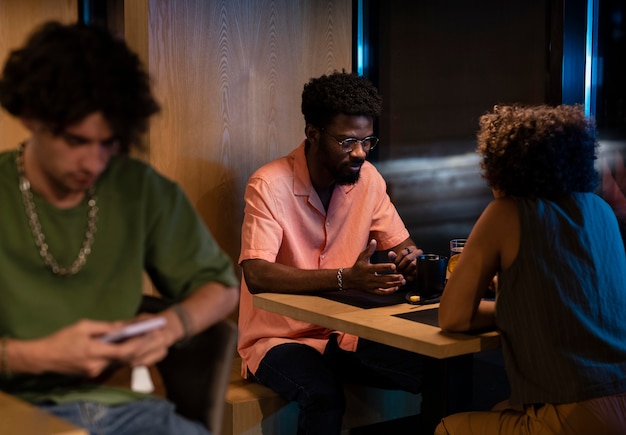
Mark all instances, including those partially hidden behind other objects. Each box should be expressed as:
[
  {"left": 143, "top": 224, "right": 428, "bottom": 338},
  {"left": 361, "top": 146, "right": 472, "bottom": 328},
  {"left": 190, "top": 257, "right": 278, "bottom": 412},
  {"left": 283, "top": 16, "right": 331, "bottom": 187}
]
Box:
[
  {"left": 0, "top": 21, "right": 160, "bottom": 154},
  {"left": 301, "top": 70, "right": 382, "bottom": 128},
  {"left": 476, "top": 104, "right": 598, "bottom": 198}
]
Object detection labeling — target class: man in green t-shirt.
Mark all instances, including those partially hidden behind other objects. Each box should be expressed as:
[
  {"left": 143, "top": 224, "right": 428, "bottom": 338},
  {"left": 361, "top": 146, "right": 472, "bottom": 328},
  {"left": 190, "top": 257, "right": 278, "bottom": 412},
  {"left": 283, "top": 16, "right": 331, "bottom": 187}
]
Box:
[{"left": 0, "top": 21, "right": 239, "bottom": 435}]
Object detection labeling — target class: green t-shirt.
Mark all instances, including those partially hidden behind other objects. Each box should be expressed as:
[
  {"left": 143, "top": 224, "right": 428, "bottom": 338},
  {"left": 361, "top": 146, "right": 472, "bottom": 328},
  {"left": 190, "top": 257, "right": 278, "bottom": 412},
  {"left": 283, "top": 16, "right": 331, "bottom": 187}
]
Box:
[{"left": 0, "top": 148, "right": 238, "bottom": 404}]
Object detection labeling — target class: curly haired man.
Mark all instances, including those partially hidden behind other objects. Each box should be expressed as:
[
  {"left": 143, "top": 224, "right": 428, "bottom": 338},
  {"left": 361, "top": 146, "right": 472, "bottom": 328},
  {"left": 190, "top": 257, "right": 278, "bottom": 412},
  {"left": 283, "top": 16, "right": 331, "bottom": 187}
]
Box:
[
  {"left": 0, "top": 21, "right": 239, "bottom": 435},
  {"left": 237, "top": 71, "right": 425, "bottom": 435}
]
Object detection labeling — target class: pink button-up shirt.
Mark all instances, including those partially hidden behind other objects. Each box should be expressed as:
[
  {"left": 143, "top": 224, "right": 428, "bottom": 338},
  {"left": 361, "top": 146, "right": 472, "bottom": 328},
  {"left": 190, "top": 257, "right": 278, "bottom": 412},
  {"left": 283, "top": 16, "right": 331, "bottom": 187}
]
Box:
[{"left": 237, "top": 142, "right": 410, "bottom": 376}]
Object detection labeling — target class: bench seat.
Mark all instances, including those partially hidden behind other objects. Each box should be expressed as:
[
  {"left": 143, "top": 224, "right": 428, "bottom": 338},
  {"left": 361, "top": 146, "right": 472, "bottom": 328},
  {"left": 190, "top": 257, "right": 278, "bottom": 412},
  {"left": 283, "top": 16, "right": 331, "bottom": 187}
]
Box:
[{"left": 221, "top": 357, "right": 421, "bottom": 435}]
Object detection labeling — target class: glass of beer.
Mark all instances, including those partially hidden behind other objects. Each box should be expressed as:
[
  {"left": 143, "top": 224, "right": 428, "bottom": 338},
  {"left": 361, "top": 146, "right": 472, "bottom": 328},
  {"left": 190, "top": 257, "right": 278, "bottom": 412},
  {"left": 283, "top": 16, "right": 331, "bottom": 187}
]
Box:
[{"left": 447, "top": 238, "right": 467, "bottom": 279}]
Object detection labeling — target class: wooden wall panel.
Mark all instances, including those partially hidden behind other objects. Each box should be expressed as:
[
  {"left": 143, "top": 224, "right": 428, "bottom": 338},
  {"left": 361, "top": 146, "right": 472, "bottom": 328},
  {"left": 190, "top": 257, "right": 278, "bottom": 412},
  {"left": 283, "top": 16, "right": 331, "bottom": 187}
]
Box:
[
  {"left": 139, "top": 0, "right": 352, "bottom": 263},
  {"left": 0, "top": 0, "right": 77, "bottom": 151},
  {"left": 0, "top": 0, "right": 352, "bottom": 276}
]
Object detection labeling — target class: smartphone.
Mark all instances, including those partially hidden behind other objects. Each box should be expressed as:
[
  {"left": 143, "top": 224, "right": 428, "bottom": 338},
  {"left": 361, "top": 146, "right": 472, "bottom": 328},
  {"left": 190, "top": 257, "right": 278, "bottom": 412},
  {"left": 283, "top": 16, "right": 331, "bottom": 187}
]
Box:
[{"left": 100, "top": 317, "right": 167, "bottom": 343}]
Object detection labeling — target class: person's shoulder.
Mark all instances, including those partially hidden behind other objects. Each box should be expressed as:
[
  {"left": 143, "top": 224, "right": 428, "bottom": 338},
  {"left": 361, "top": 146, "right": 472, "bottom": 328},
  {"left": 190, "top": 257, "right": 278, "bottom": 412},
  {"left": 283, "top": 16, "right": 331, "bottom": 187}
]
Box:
[
  {"left": 483, "top": 196, "right": 518, "bottom": 220},
  {"left": 254, "top": 154, "right": 290, "bottom": 171},
  {"left": 108, "top": 154, "right": 151, "bottom": 169},
  {"left": 101, "top": 155, "right": 179, "bottom": 197},
  {"left": 577, "top": 192, "right": 619, "bottom": 217},
  {"left": 360, "top": 160, "right": 376, "bottom": 170},
  {"left": 0, "top": 149, "right": 18, "bottom": 182},
  {"left": 579, "top": 191, "right": 610, "bottom": 206},
  {"left": 489, "top": 196, "right": 517, "bottom": 208},
  {"left": 248, "top": 151, "right": 295, "bottom": 184},
  {"left": 355, "top": 161, "right": 387, "bottom": 190},
  {"left": 0, "top": 148, "right": 15, "bottom": 165},
  {"left": 471, "top": 197, "right": 520, "bottom": 249}
]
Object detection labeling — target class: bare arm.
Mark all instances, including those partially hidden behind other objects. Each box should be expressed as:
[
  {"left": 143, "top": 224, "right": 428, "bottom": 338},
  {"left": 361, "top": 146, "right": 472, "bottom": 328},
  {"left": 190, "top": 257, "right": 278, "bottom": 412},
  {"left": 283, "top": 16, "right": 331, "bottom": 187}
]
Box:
[
  {"left": 5, "top": 320, "right": 136, "bottom": 377},
  {"left": 163, "top": 281, "right": 239, "bottom": 343},
  {"left": 124, "top": 281, "right": 239, "bottom": 367},
  {"left": 438, "top": 197, "right": 519, "bottom": 332},
  {"left": 4, "top": 282, "right": 239, "bottom": 376},
  {"left": 243, "top": 238, "right": 416, "bottom": 295}
]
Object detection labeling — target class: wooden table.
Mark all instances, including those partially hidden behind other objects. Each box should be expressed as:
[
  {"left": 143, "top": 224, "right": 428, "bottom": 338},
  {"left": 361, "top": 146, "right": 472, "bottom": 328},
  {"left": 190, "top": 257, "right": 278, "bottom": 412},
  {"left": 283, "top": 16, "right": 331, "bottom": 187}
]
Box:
[
  {"left": 253, "top": 292, "right": 501, "bottom": 433},
  {"left": 0, "top": 391, "right": 88, "bottom": 435}
]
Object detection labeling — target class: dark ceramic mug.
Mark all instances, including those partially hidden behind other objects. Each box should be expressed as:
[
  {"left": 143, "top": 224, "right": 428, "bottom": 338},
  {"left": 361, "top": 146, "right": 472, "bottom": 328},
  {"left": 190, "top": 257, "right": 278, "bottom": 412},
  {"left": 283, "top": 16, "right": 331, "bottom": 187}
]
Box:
[{"left": 416, "top": 254, "right": 448, "bottom": 298}]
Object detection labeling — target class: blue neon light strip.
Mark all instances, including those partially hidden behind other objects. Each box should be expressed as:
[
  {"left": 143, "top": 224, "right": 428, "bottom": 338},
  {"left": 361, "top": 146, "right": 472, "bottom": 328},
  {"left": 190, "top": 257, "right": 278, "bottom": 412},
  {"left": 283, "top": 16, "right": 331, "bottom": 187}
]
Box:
[
  {"left": 82, "top": 1, "right": 91, "bottom": 24},
  {"left": 356, "top": 0, "right": 364, "bottom": 76},
  {"left": 584, "top": 0, "right": 600, "bottom": 117},
  {"left": 584, "top": 0, "right": 593, "bottom": 116}
]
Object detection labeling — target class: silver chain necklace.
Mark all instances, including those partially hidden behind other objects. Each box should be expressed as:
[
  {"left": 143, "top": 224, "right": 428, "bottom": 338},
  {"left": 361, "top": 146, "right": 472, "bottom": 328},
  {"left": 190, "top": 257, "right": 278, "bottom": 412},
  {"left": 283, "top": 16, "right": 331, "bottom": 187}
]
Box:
[{"left": 16, "top": 143, "right": 98, "bottom": 276}]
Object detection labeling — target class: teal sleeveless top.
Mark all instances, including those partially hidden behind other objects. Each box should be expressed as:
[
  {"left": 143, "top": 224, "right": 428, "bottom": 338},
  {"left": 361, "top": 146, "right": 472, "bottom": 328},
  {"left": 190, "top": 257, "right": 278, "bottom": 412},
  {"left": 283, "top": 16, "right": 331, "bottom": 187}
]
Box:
[{"left": 497, "top": 193, "right": 626, "bottom": 405}]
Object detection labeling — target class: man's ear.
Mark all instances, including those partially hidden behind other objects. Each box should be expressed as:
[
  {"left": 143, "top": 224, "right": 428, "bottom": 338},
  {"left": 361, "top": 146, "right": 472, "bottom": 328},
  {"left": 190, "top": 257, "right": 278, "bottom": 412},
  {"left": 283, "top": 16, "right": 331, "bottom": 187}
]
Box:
[{"left": 305, "top": 124, "right": 319, "bottom": 144}]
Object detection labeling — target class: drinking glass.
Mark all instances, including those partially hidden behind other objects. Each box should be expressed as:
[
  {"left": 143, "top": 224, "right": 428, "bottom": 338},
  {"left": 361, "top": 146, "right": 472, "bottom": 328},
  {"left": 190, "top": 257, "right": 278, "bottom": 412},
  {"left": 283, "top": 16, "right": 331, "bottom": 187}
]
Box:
[
  {"left": 447, "top": 238, "right": 467, "bottom": 279},
  {"left": 449, "top": 238, "right": 466, "bottom": 257}
]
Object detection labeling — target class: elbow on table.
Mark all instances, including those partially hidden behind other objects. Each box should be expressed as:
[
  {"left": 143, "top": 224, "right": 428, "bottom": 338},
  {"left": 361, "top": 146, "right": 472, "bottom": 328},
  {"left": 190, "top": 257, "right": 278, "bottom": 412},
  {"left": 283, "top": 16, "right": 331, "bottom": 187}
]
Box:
[
  {"left": 246, "top": 284, "right": 264, "bottom": 294},
  {"left": 241, "top": 263, "right": 267, "bottom": 294},
  {"left": 244, "top": 274, "right": 264, "bottom": 294},
  {"left": 438, "top": 311, "right": 471, "bottom": 333}
]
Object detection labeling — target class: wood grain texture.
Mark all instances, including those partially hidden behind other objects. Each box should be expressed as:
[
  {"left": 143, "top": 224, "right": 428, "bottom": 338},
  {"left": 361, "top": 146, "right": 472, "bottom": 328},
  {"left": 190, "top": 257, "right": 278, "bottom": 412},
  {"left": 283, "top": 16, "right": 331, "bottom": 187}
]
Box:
[
  {"left": 0, "top": 0, "right": 77, "bottom": 151},
  {"left": 253, "top": 292, "right": 501, "bottom": 359},
  {"left": 142, "top": 0, "right": 352, "bottom": 263},
  {"left": 0, "top": 391, "right": 87, "bottom": 435},
  {"left": 0, "top": 0, "right": 352, "bottom": 290}
]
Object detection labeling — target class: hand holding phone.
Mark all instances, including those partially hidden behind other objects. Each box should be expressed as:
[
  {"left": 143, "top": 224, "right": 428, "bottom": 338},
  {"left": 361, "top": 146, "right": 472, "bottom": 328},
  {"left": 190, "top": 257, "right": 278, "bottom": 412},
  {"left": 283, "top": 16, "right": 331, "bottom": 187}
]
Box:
[{"left": 100, "top": 317, "right": 167, "bottom": 343}]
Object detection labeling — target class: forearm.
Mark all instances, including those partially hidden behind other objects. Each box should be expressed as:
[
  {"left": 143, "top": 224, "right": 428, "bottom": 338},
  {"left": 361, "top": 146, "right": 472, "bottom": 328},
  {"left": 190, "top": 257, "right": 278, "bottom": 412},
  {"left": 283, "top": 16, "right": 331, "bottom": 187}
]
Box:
[
  {"left": 1, "top": 325, "right": 119, "bottom": 377},
  {"left": 166, "top": 282, "right": 239, "bottom": 341},
  {"left": 243, "top": 260, "right": 342, "bottom": 294},
  {"left": 469, "top": 299, "right": 496, "bottom": 331},
  {"left": 2, "top": 338, "right": 47, "bottom": 376},
  {"left": 439, "top": 298, "right": 495, "bottom": 333}
]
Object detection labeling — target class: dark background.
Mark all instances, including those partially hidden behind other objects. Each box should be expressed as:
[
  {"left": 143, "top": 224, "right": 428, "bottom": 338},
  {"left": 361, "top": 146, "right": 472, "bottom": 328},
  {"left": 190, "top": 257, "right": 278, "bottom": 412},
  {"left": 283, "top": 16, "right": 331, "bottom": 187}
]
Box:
[{"left": 359, "top": 0, "right": 626, "bottom": 256}]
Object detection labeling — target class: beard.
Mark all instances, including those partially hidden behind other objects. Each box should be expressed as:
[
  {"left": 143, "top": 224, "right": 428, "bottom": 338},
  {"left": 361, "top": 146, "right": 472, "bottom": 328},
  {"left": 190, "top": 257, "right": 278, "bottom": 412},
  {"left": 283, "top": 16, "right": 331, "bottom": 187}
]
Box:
[{"left": 335, "top": 166, "right": 361, "bottom": 185}]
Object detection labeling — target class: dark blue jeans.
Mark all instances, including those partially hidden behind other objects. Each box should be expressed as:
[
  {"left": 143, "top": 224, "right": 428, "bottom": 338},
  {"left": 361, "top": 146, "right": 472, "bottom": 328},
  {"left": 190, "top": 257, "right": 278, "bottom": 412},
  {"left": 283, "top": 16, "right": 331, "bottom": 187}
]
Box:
[
  {"left": 37, "top": 398, "right": 209, "bottom": 435},
  {"left": 250, "top": 335, "right": 424, "bottom": 435}
]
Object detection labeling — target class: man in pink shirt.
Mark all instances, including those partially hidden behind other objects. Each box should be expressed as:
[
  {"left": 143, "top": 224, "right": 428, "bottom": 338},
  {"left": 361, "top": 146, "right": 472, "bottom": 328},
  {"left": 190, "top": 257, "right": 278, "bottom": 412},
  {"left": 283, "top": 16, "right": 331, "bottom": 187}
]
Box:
[{"left": 238, "top": 71, "right": 425, "bottom": 434}]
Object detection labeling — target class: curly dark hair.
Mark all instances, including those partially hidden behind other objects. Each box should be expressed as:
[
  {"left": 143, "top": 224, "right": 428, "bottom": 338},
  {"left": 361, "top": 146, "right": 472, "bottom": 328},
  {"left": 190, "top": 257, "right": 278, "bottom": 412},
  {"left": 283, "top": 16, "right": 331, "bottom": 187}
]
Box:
[
  {"left": 301, "top": 70, "right": 382, "bottom": 128},
  {"left": 476, "top": 104, "right": 598, "bottom": 198},
  {"left": 0, "top": 21, "right": 160, "bottom": 154}
]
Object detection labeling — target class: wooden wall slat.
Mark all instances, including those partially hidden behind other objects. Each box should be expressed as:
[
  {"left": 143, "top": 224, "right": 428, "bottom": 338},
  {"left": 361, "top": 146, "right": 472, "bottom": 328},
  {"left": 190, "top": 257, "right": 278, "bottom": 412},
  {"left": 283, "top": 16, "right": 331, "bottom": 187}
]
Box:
[
  {"left": 0, "top": 0, "right": 353, "bottom": 270},
  {"left": 144, "top": 0, "right": 352, "bottom": 262}
]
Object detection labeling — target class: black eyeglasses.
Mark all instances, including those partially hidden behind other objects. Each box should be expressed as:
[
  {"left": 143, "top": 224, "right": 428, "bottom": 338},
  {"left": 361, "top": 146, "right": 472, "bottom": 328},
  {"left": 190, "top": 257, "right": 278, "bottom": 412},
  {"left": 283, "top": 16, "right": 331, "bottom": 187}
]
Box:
[{"left": 321, "top": 129, "right": 379, "bottom": 154}]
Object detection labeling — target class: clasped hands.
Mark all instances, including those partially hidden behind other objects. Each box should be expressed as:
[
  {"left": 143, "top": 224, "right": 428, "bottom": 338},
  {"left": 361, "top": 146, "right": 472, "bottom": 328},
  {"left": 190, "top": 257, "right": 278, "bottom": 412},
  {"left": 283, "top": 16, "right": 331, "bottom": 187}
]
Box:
[{"left": 343, "top": 239, "right": 422, "bottom": 295}]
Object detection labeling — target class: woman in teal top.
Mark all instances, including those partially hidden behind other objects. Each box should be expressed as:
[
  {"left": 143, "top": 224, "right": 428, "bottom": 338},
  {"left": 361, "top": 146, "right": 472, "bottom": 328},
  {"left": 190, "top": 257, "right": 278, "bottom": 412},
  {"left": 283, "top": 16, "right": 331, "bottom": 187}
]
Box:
[{"left": 437, "top": 104, "right": 626, "bottom": 434}]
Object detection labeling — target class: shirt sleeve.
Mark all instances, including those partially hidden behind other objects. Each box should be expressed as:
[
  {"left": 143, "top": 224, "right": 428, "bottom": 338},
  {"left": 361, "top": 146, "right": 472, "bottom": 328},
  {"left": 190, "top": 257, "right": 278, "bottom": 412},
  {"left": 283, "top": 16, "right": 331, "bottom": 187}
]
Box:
[
  {"left": 143, "top": 172, "right": 239, "bottom": 301},
  {"left": 239, "top": 175, "right": 284, "bottom": 265}
]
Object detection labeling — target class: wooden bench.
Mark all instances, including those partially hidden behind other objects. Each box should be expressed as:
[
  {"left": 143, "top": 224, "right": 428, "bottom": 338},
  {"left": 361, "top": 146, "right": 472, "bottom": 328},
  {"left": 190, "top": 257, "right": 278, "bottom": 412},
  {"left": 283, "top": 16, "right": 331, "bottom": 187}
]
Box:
[{"left": 221, "top": 357, "right": 421, "bottom": 435}]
